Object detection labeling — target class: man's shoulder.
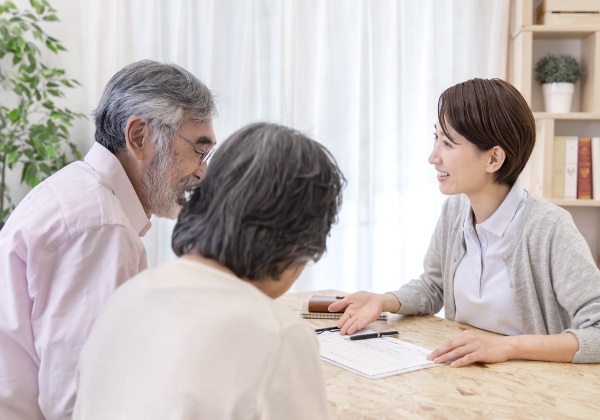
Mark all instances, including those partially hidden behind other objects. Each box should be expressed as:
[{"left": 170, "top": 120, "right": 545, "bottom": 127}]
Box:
[
  {"left": 25, "top": 161, "right": 129, "bottom": 233},
  {"left": 2, "top": 160, "right": 136, "bottom": 254}
]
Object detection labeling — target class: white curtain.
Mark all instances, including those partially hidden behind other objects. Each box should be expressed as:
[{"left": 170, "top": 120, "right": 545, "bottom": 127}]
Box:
[{"left": 55, "top": 0, "right": 510, "bottom": 293}]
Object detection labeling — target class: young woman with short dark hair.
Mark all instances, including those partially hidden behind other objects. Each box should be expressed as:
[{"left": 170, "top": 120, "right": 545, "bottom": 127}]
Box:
[{"left": 331, "top": 78, "right": 600, "bottom": 366}]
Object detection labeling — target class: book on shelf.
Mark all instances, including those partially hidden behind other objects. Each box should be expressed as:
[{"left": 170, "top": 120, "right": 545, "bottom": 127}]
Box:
[
  {"left": 553, "top": 136, "right": 600, "bottom": 200},
  {"left": 593, "top": 137, "right": 600, "bottom": 201},
  {"left": 564, "top": 136, "right": 579, "bottom": 200},
  {"left": 552, "top": 136, "right": 566, "bottom": 199},
  {"left": 578, "top": 137, "right": 592, "bottom": 199}
]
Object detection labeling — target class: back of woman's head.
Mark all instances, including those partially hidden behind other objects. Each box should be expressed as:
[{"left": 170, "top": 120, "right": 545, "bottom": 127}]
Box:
[
  {"left": 172, "top": 122, "right": 345, "bottom": 281},
  {"left": 438, "top": 78, "right": 536, "bottom": 186}
]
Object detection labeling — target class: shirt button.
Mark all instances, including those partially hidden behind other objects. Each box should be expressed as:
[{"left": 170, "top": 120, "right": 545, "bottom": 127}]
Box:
[
  {"left": 502, "top": 253, "right": 508, "bottom": 259},
  {"left": 518, "top": 315, "right": 523, "bottom": 321}
]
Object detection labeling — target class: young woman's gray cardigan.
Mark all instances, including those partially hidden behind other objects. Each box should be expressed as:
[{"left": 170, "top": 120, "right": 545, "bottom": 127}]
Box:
[{"left": 390, "top": 193, "right": 600, "bottom": 363}]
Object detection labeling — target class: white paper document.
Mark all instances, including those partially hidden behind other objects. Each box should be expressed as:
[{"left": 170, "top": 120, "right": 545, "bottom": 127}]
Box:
[{"left": 317, "top": 329, "right": 442, "bottom": 379}]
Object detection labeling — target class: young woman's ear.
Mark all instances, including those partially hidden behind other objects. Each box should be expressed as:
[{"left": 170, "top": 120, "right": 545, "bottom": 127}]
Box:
[{"left": 486, "top": 146, "right": 506, "bottom": 174}]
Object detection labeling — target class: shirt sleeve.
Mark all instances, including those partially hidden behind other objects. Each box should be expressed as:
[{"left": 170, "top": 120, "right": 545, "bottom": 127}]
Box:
[
  {"left": 259, "top": 322, "right": 330, "bottom": 420},
  {"left": 548, "top": 216, "right": 600, "bottom": 364},
  {"left": 30, "top": 224, "right": 145, "bottom": 420},
  {"left": 390, "top": 198, "right": 453, "bottom": 316}
]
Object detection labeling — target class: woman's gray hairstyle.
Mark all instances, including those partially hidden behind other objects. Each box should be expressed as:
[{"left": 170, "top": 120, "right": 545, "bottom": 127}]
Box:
[
  {"left": 172, "top": 122, "right": 346, "bottom": 281},
  {"left": 93, "top": 60, "right": 216, "bottom": 154}
]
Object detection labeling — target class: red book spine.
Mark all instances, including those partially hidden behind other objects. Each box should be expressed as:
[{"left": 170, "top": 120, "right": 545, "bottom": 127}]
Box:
[{"left": 577, "top": 137, "right": 592, "bottom": 199}]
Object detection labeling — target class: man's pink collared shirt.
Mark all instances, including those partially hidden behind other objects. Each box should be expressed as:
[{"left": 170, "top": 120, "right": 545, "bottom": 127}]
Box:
[{"left": 0, "top": 142, "right": 151, "bottom": 420}]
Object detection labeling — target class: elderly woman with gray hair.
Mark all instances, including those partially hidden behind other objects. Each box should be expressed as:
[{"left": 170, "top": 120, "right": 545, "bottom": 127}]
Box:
[{"left": 73, "top": 122, "right": 345, "bottom": 420}]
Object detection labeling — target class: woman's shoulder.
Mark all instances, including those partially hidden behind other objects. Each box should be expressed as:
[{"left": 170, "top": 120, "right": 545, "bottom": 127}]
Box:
[
  {"left": 440, "top": 194, "right": 470, "bottom": 218},
  {"left": 523, "top": 194, "right": 574, "bottom": 229}
]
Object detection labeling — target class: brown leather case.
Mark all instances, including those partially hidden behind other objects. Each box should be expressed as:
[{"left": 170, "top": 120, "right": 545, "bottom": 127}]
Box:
[{"left": 308, "top": 295, "right": 344, "bottom": 313}]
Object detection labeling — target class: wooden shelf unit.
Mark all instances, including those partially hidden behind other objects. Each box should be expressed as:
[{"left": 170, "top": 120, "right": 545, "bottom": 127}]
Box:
[
  {"left": 533, "top": 112, "right": 600, "bottom": 120},
  {"left": 510, "top": 0, "right": 600, "bottom": 260},
  {"left": 550, "top": 199, "right": 600, "bottom": 207},
  {"left": 513, "top": 25, "right": 600, "bottom": 39}
]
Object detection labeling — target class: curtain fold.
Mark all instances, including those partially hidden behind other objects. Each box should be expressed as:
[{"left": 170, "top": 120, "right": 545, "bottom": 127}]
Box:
[{"left": 76, "top": 0, "right": 510, "bottom": 293}]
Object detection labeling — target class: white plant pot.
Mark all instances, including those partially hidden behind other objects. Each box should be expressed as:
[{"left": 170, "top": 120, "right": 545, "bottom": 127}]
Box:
[{"left": 542, "top": 82, "right": 575, "bottom": 113}]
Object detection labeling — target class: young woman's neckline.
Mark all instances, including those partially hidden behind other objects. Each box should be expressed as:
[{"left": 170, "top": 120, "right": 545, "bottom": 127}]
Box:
[{"left": 466, "top": 182, "right": 512, "bottom": 225}]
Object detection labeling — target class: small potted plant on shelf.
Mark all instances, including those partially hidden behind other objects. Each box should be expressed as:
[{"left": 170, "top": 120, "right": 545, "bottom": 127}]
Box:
[{"left": 534, "top": 54, "right": 584, "bottom": 113}]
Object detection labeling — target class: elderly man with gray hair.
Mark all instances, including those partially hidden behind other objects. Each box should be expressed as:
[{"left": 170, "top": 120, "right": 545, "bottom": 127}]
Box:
[{"left": 0, "top": 60, "right": 217, "bottom": 420}]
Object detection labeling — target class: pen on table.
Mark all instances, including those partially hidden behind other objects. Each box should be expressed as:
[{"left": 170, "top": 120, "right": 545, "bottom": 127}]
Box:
[{"left": 348, "top": 331, "right": 399, "bottom": 340}]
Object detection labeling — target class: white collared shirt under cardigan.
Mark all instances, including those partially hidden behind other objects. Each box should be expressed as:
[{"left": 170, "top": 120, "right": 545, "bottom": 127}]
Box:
[
  {"left": 390, "top": 188, "right": 600, "bottom": 363},
  {"left": 454, "top": 182, "right": 528, "bottom": 336}
]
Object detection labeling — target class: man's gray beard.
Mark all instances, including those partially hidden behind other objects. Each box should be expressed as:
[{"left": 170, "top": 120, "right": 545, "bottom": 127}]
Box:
[{"left": 142, "top": 147, "right": 200, "bottom": 219}]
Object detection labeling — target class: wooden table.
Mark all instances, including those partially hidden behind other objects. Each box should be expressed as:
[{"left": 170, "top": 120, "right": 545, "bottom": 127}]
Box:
[{"left": 276, "top": 290, "right": 600, "bottom": 420}]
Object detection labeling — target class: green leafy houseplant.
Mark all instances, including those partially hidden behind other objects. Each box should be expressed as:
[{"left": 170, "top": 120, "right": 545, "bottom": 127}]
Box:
[
  {"left": 0, "top": 0, "right": 84, "bottom": 229},
  {"left": 534, "top": 54, "right": 584, "bottom": 84}
]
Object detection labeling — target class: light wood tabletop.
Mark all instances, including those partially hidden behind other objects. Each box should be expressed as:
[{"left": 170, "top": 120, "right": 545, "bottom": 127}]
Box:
[{"left": 276, "top": 290, "right": 600, "bottom": 420}]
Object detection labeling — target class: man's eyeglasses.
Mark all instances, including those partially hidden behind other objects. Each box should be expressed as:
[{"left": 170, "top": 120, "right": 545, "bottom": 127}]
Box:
[{"left": 177, "top": 133, "right": 215, "bottom": 165}]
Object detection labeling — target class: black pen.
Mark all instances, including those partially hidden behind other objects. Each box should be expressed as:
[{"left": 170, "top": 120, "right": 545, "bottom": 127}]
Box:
[{"left": 349, "top": 331, "right": 398, "bottom": 340}]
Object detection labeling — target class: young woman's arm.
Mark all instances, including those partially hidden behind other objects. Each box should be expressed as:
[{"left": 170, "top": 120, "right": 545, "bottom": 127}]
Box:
[{"left": 426, "top": 331, "right": 579, "bottom": 367}]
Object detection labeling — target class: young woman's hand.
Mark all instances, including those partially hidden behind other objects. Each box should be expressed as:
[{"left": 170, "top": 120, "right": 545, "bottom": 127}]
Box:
[
  {"left": 427, "top": 330, "right": 580, "bottom": 366},
  {"left": 328, "top": 292, "right": 400, "bottom": 335},
  {"left": 426, "top": 330, "right": 516, "bottom": 367}
]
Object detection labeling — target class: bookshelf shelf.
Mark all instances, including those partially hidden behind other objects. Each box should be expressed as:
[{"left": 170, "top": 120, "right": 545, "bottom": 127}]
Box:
[
  {"left": 533, "top": 112, "right": 600, "bottom": 120},
  {"left": 513, "top": 25, "right": 600, "bottom": 39},
  {"left": 549, "top": 199, "right": 600, "bottom": 207}
]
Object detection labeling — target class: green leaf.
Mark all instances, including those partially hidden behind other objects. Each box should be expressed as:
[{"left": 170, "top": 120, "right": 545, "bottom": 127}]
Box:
[
  {"left": 43, "top": 14, "right": 58, "bottom": 22},
  {"left": 22, "top": 162, "right": 40, "bottom": 187},
  {"left": 7, "top": 108, "right": 20, "bottom": 123},
  {"left": 45, "top": 145, "right": 57, "bottom": 159},
  {"left": 45, "top": 39, "right": 57, "bottom": 53},
  {"left": 31, "top": 1, "right": 43, "bottom": 14},
  {"left": 39, "top": 162, "right": 51, "bottom": 175},
  {"left": 4, "top": 2, "right": 17, "bottom": 11},
  {"left": 6, "top": 152, "right": 18, "bottom": 165},
  {"left": 24, "top": 60, "right": 36, "bottom": 73}
]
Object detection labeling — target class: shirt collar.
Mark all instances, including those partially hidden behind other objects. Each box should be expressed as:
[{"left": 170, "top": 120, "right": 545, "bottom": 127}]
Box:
[
  {"left": 84, "top": 142, "right": 152, "bottom": 237},
  {"left": 480, "top": 181, "right": 526, "bottom": 237},
  {"left": 463, "top": 181, "right": 527, "bottom": 238}
]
